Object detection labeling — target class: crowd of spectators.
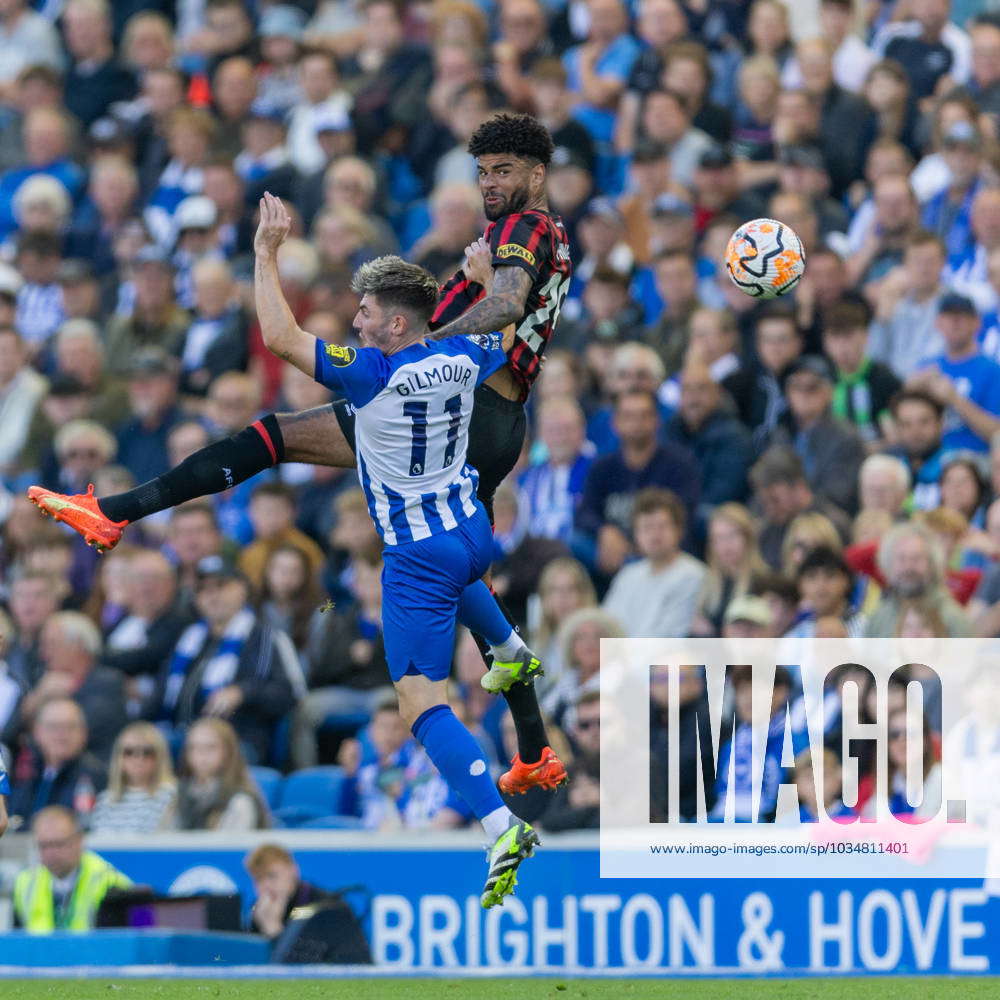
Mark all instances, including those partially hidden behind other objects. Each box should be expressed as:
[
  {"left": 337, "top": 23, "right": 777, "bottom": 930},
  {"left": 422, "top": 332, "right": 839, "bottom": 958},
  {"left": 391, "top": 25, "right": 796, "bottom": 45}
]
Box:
[{"left": 2, "top": 0, "right": 1000, "bottom": 836}]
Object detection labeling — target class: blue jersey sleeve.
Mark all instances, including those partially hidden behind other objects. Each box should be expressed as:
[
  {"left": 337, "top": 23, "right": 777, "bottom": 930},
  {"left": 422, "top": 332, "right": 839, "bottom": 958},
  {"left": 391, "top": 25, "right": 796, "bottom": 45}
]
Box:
[
  {"left": 442, "top": 332, "right": 508, "bottom": 385},
  {"left": 0, "top": 762, "right": 8, "bottom": 797},
  {"left": 314, "top": 339, "right": 390, "bottom": 406}
]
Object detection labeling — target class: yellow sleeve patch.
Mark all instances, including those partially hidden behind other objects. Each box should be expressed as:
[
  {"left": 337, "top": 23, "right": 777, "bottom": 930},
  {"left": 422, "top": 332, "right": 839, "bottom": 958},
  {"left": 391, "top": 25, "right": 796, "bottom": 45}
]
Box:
[
  {"left": 496, "top": 243, "right": 536, "bottom": 267},
  {"left": 324, "top": 343, "right": 356, "bottom": 367}
]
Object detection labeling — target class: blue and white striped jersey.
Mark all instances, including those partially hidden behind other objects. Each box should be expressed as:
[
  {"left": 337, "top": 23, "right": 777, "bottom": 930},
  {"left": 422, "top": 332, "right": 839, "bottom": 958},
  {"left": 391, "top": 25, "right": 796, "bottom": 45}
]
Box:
[
  {"left": 313, "top": 333, "right": 507, "bottom": 545},
  {"left": 0, "top": 755, "right": 8, "bottom": 797}
]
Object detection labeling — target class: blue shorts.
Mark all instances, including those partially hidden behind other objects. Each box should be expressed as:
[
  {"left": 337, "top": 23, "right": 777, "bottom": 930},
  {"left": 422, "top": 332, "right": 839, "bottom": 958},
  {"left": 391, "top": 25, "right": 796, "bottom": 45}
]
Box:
[{"left": 381, "top": 505, "right": 494, "bottom": 683}]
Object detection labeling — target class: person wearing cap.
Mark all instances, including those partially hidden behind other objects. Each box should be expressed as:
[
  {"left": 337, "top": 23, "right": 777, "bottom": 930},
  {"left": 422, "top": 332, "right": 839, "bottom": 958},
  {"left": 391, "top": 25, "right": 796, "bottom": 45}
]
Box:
[
  {"left": 113, "top": 349, "right": 183, "bottom": 484},
  {"left": 172, "top": 194, "right": 223, "bottom": 309},
  {"left": 908, "top": 291, "right": 1000, "bottom": 453},
  {"left": 105, "top": 246, "right": 190, "bottom": 372},
  {"left": 287, "top": 48, "right": 352, "bottom": 174},
  {"left": 235, "top": 99, "right": 295, "bottom": 201},
  {"left": 765, "top": 353, "right": 867, "bottom": 516},
  {"left": 869, "top": 229, "right": 948, "bottom": 378},
  {"left": 155, "top": 554, "right": 299, "bottom": 765},
  {"left": 922, "top": 120, "right": 985, "bottom": 264},
  {"left": 721, "top": 595, "right": 774, "bottom": 639},
  {"left": 0, "top": 326, "right": 46, "bottom": 477},
  {"left": 257, "top": 5, "right": 307, "bottom": 115},
  {"left": 572, "top": 196, "right": 633, "bottom": 299},
  {"left": 822, "top": 297, "right": 902, "bottom": 447}
]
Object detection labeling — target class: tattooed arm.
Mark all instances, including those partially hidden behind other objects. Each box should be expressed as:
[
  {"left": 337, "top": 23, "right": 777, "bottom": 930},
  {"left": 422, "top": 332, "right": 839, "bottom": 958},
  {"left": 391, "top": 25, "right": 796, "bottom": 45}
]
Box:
[
  {"left": 428, "top": 264, "right": 531, "bottom": 341},
  {"left": 254, "top": 192, "right": 316, "bottom": 375}
]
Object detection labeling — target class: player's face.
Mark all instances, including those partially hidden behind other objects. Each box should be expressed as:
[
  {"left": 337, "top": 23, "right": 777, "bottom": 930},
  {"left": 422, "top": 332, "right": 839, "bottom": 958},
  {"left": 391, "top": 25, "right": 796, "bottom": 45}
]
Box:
[
  {"left": 353, "top": 293, "right": 399, "bottom": 349},
  {"left": 476, "top": 153, "right": 542, "bottom": 221}
]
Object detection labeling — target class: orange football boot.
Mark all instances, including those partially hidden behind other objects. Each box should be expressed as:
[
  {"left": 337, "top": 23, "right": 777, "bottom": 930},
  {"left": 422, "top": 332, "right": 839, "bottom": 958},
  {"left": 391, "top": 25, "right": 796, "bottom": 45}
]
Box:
[
  {"left": 499, "top": 746, "right": 569, "bottom": 794},
  {"left": 27, "top": 483, "right": 128, "bottom": 553}
]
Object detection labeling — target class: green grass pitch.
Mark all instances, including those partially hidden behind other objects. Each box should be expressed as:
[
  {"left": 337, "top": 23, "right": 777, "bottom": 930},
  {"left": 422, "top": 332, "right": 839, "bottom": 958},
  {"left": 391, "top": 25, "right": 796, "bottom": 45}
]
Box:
[{"left": 2, "top": 979, "right": 997, "bottom": 1000}]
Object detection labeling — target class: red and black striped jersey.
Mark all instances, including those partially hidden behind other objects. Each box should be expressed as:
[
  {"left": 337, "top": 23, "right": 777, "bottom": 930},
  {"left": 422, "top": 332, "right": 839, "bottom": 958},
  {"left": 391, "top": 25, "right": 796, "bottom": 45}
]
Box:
[{"left": 429, "top": 209, "right": 572, "bottom": 401}]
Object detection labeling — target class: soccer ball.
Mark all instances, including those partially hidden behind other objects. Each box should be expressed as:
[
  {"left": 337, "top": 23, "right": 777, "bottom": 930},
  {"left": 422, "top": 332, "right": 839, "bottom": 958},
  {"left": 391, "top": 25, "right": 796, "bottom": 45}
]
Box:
[{"left": 725, "top": 218, "right": 806, "bottom": 299}]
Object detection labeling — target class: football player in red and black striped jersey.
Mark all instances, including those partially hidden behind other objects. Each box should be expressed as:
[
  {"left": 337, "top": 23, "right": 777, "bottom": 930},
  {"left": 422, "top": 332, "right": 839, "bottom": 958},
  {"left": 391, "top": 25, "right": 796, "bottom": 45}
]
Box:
[{"left": 29, "top": 115, "right": 572, "bottom": 799}]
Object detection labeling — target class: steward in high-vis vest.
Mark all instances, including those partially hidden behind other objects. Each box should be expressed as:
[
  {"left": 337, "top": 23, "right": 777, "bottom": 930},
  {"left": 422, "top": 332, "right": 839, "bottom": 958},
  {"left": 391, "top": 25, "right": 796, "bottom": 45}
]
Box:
[{"left": 13, "top": 805, "right": 131, "bottom": 932}]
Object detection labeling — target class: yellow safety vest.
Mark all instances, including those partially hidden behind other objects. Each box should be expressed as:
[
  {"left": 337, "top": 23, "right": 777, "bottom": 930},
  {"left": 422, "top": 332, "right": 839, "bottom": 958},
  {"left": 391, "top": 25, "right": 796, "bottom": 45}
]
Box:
[{"left": 13, "top": 851, "right": 132, "bottom": 933}]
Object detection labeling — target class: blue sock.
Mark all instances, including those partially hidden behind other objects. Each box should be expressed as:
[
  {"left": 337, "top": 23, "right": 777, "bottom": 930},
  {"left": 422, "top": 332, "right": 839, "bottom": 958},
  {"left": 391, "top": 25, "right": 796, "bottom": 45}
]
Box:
[
  {"left": 412, "top": 704, "right": 505, "bottom": 820},
  {"left": 458, "top": 581, "right": 512, "bottom": 646}
]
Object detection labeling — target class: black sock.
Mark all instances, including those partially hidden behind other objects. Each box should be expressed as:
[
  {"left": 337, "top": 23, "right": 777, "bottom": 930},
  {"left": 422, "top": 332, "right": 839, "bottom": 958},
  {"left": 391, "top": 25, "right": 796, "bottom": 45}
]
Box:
[
  {"left": 100, "top": 415, "right": 285, "bottom": 523},
  {"left": 472, "top": 592, "right": 550, "bottom": 764}
]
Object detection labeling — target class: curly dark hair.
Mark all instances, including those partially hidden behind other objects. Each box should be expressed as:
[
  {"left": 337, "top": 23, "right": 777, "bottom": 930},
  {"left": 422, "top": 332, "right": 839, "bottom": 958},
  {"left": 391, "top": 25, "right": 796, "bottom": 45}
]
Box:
[{"left": 467, "top": 113, "right": 555, "bottom": 165}]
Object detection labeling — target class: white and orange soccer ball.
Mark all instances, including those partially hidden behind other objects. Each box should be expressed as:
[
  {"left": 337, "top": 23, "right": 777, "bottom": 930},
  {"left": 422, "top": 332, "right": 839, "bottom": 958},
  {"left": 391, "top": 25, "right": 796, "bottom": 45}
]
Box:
[{"left": 725, "top": 218, "right": 806, "bottom": 299}]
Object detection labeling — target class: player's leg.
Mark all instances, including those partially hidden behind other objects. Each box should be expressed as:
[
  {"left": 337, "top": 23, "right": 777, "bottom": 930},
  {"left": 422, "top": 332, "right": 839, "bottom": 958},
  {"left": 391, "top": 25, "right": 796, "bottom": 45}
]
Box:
[
  {"left": 467, "top": 387, "right": 557, "bottom": 777},
  {"left": 383, "top": 532, "right": 538, "bottom": 907},
  {"left": 27, "top": 403, "right": 357, "bottom": 550}
]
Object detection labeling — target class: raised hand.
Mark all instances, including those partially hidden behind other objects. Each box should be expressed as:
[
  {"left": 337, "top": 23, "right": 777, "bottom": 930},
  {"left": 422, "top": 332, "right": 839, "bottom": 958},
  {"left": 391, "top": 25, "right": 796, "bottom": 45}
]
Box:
[{"left": 254, "top": 191, "right": 291, "bottom": 258}]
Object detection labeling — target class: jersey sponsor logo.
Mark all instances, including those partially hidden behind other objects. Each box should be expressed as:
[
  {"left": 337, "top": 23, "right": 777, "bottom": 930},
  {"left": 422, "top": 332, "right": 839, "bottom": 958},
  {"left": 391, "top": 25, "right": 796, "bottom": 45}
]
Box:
[
  {"left": 469, "top": 333, "right": 502, "bottom": 350},
  {"left": 325, "top": 344, "right": 356, "bottom": 367},
  {"left": 496, "top": 243, "right": 536, "bottom": 266}
]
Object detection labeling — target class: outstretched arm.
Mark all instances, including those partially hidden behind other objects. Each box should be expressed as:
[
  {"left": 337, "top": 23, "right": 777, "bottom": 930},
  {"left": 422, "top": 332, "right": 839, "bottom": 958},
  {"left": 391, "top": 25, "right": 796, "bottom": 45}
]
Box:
[
  {"left": 459, "top": 237, "right": 517, "bottom": 352},
  {"left": 429, "top": 262, "right": 531, "bottom": 342},
  {"left": 254, "top": 192, "right": 316, "bottom": 376}
]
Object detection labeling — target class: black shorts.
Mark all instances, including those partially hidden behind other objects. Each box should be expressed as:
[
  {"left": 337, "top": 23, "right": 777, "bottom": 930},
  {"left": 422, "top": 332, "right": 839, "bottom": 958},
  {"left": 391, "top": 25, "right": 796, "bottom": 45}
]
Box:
[{"left": 331, "top": 383, "right": 526, "bottom": 523}]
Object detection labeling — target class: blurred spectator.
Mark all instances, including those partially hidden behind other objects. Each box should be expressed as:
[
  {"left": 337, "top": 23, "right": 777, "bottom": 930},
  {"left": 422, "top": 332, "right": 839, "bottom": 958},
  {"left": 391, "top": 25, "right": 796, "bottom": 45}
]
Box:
[
  {"left": 586, "top": 343, "right": 667, "bottom": 453},
  {"left": 846, "top": 173, "right": 920, "bottom": 289},
  {"left": 887, "top": 388, "right": 948, "bottom": 510},
  {"left": 4, "top": 569, "right": 66, "bottom": 688},
  {"left": 107, "top": 245, "right": 191, "bottom": 373},
  {"left": 239, "top": 481, "right": 325, "bottom": 590},
  {"left": 62, "top": 0, "right": 137, "bottom": 129},
  {"left": 410, "top": 182, "right": 482, "bottom": 278},
  {"left": 821, "top": 298, "right": 902, "bottom": 447},
  {"left": 865, "top": 521, "right": 972, "bottom": 637},
  {"left": 258, "top": 543, "right": 323, "bottom": 657},
  {"left": 66, "top": 156, "right": 139, "bottom": 277},
  {"left": 293, "top": 549, "right": 390, "bottom": 769},
  {"left": 527, "top": 557, "right": 597, "bottom": 695},
  {"left": 155, "top": 555, "right": 299, "bottom": 765},
  {"left": 493, "top": 0, "right": 553, "bottom": 112},
  {"left": 786, "top": 546, "right": 862, "bottom": 639},
  {"left": 862, "top": 706, "right": 941, "bottom": 820},
  {"left": 14, "top": 229, "right": 66, "bottom": 350},
  {"left": 785, "top": 747, "right": 855, "bottom": 823},
  {"left": 245, "top": 842, "right": 339, "bottom": 940},
  {"left": 649, "top": 663, "right": 716, "bottom": 822},
  {"left": 767, "top": 354, "right": 867, "bottom": 516},
  {"left": 0, "top": 326, "right": 46, "bottom": 477},
  {"left": 710, "top": 665, "right": 791, "bottom": 822},
  {"left": 784, "top": 0, "right": 876, "bottom": 94},
  {"left": 878, "top": 0, "right": 971, "bottom": 103},
  {"left": 517, "top": 396, "right": 595, "bottom": 544},
  {"left": 179, "top": 257, "right": 249, "bottom": 397},
  {"left": 7, "top": 697, "right": 106, "bottom": 830},
  {"left": 344, "top": 696, "right": 469, "bottom": 831},
  {"left": 635, "top": 88, "right": 713, "bottom": 189},
  {"left": 103, "top": 549, "right": 189, "bottom": 714},
  {"left": 575, "top": 389, "right": 701, "bottom": 580},
  {"left": 90, "top": 722, "right": 176, "bottom": 833},
  {"left": 0, "top": 3, "right": 62, "bottom": 96},
  {"left": 858, "top": 454, "right": 911, "bottom": 520},
  {"left": 49, "top": 419, "right": 117, "bottom": 496},
  {"left": 539, "top": 690, "right": 600, "bottom": 831},
  {"left": 692, "top": 504, "right": 769, "bottom": 637},
  {"left": 166, "top": 501, "right": 232, "bottom": 604},
  {"left": 721, "top": 593, "right": 775, "bottom": 639},
  {"left": 751, "top": 446, "right": 851, "bottom": 570},
  {"left": 869, "top": 230, "right": 948, "bottom": 377},
  {"left": 14, "top": 611, "right": 124, "bottom": 760},
  {"left": 542, "top": 607, "right": 623, "bottom": 729},
  {"left": 922, "top": 121, "right": 985, "bottom": 264},
  {"left": 780, "top": 511, "right": 844, "bottom": 579},
  {"left": 909, "top": 292, "right": 1000, "bottom": 452},
  {"left": 602, "top": 487, "right": 706, "bottom": 638},
  {"left": 13, "top": 805, "right": 130, "bottom": 932},
  {"left": 665, "top": 361, "right": 753, "bottom": 519},
  {"left": 176, "top": 717, "right": 269, "bottom": 831},
  {"left": 114, "top": 349, "right": 182, "bottom": 484},
  {"left": 54, "top": 319, "right": 129, "bottom": 425}
]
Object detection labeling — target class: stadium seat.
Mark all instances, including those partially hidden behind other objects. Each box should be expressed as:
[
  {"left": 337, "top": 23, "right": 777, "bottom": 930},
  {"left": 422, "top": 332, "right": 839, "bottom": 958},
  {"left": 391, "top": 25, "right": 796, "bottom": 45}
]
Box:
[
  {"left": 273, "top": 766, "right": 347, "bottom": 826},
  {"left": 318, "top": 710, "right": 370, "bottom": 736},
  {"left": 249, "top": 766, "right": 283, "bottom": 810},
  {"left": 297, "top": 815, "right": 365, "bottom": 830}
]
